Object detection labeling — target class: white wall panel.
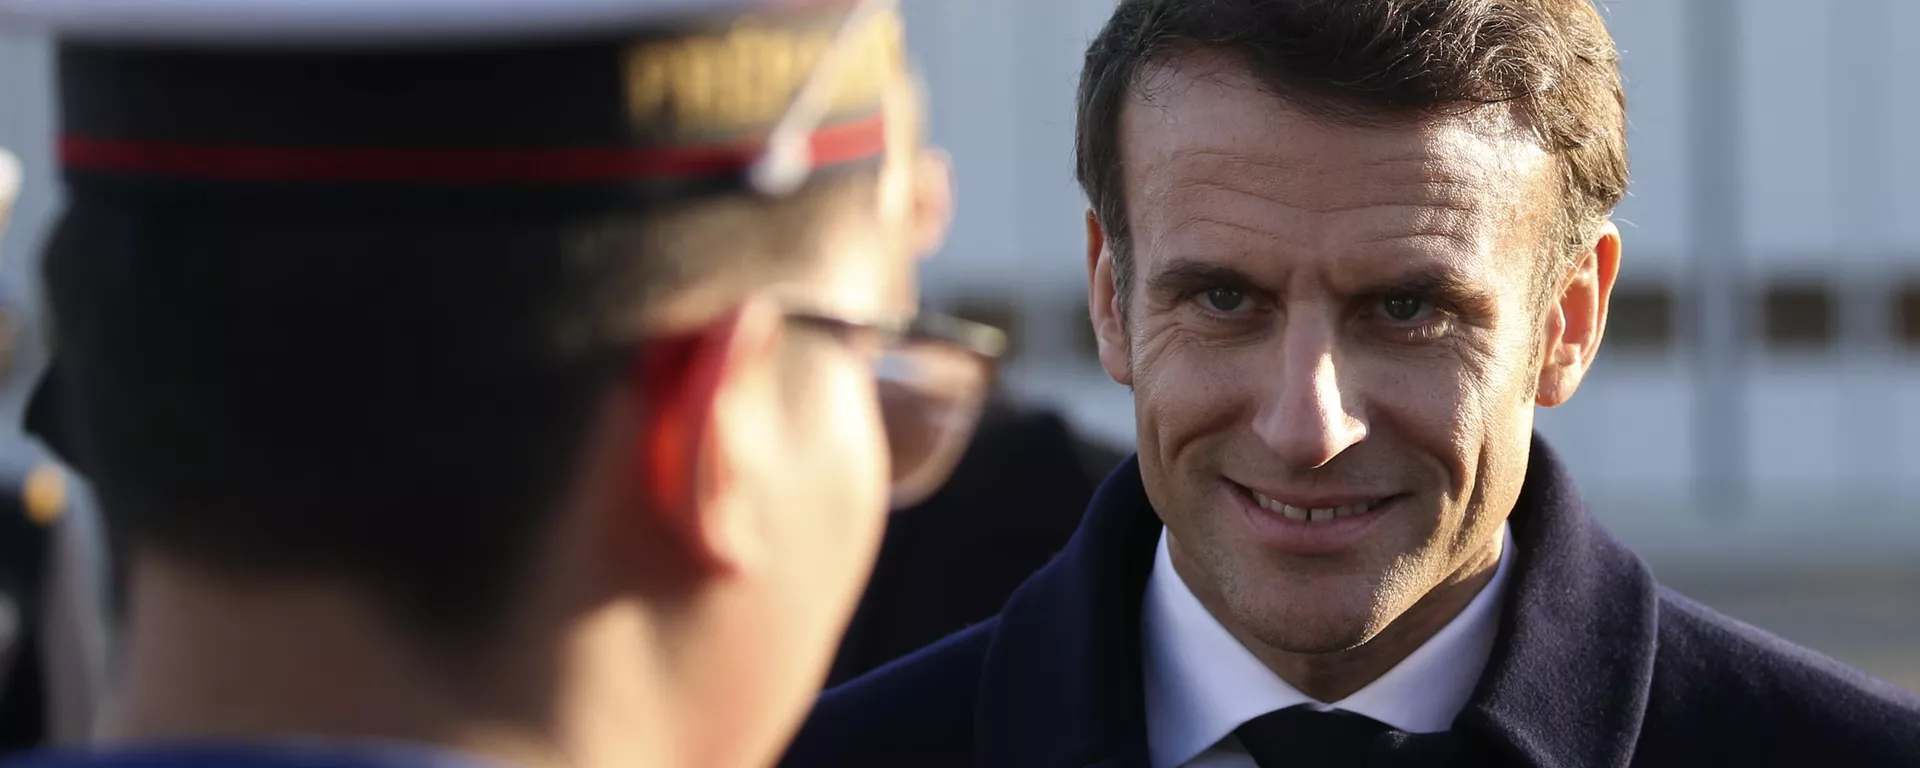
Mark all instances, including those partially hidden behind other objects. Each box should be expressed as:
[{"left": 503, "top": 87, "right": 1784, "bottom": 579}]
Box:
[{"left": 1603, "top": 0, "right": 1694, "bottom": 267}]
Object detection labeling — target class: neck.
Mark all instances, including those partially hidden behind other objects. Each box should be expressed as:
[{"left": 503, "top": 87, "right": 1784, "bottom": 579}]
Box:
[{"left": 103, "top": 555, "right": 675, "bottom": 768}]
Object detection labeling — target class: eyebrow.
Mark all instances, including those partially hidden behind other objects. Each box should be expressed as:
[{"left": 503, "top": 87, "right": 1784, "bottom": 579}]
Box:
[
  {"left": 1374, "top": 269, "right": 1478, "bottom": 297},
  {"left": 1144, "top": 258, "right": 1268, "bottom": 301},
  {"left": 1368, "top": 267, "right": 1502, "bottom": 315}
]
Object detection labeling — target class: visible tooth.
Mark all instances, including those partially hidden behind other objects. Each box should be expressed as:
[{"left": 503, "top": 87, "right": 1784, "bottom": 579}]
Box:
[
  {"left": 1255, "top": 492, "right": 1278, "bottom": 513},
  {"left": 1335, "top": 505, "right": 1359, "bottom": 518},
  {"left": 1281, "top": 504, "right": 1310, "bottom": 521},
  {"left": 1309, "top": 508, "right": 1333, "bottom": 523}
]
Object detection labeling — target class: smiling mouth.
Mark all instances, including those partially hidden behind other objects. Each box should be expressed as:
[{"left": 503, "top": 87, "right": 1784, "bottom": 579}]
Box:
[{"left": 1243, "top": 487, "right": 1394, "bottom": 523}]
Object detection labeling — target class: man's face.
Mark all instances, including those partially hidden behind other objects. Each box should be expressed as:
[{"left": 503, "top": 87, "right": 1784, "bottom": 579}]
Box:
[{"left": 1096, "top": 53, "right": 1566, "bottom": 657}]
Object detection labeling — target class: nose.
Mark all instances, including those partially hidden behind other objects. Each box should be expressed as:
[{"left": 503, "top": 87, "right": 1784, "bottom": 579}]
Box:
[{"left": 1251, "top": 322, "right": 1367, "bottom": 470}]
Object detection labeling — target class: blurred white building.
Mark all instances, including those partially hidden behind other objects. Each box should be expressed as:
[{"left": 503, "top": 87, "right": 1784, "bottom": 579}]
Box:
[{"left": 2, "top": 0, "right": 1918, "bottom": 569}]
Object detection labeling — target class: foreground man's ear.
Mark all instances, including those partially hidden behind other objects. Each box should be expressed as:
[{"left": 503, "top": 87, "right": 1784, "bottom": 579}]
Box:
[
  {"left": 1086, "top": 209, "right": 1132, "bottom": 387},
  {"left": 1535, "top": 220, "right": 1622, "bottom": 408},
  {"left": 626, "top": 297, "right": 786, "bottom": 579}
]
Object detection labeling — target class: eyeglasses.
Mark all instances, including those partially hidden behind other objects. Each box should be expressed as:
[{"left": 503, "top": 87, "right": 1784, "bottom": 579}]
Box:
[{"left": 787, "top": 310, "right": 1006, "bottom": 508}]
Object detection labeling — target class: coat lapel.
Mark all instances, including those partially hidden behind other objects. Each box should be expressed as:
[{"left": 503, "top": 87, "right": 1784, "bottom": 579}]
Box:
[
  {"left": 1454, "top": 436, "right": 1658, "bottom": 768},
  {"left": 975, "top": 455, "right": 1159, "bottom": 768},
  {"left": 972, "top": 435, "right": 1662, "bottom": 768}
]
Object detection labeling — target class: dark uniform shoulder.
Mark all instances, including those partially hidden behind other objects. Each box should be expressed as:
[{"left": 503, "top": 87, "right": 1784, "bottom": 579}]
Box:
[
  {"left": 783, "top": 618, "right": 998, "bottom": 768},
  {"left": 1638, "top": 587, "right": 1920, "bottom": 767}
]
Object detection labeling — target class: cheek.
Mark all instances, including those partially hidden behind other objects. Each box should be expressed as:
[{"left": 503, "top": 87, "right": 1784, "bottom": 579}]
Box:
[
  {"left": 1367, "top": 355, "right": 1476, "bottom": 439},
  {"left": 825, "top": 366, "right": 890, "bottom": 509},
  {"left": 1131, "top": 329, "right": 1258, "bottom": 458},
  {"left": 1356, "top": 337, "right": 1537, "bottom": 496},
  {"left": 1464, "top": 341, "right": 1546, "bottom": 493},
  {"left": 781, "top": 356, "right": 890, "bottom": 550}
]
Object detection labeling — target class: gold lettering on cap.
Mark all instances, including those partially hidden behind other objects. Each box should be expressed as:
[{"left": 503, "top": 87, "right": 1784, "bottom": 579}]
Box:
[{"left": 624, "top": 9, "right": 905, "bottom": 138}]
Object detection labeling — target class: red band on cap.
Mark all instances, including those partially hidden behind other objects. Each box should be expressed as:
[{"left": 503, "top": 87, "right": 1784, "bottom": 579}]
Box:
[{"left": 60, "top": 114, "right": 885, "bottom": 185}]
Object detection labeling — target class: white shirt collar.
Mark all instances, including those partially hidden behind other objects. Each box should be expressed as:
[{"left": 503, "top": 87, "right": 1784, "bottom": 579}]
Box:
[{"left": 1140, "top": 523, "right": 1515, "bottom": 768}]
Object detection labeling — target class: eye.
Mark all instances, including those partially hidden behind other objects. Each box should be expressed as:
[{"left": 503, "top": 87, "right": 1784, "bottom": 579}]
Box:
[
  {"left": 1200, "top": 287, "right": 1250, "bottom": 313},
  {"left": 1381, "top": 294, "right": 1434, "bottom": 323}
]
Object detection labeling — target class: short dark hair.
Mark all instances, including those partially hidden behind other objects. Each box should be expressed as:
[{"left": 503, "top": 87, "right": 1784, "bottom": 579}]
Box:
[
  {"left": 1075, "top": 0, "right": 1628, "bottom": 304},
  {"left": 42, "top": 172, "right": 877, "bottom": 647}
]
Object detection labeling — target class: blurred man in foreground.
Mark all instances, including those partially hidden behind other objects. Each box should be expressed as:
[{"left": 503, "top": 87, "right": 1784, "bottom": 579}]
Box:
[
  {"left": 785, "top": 0, "right": 1920, "bottom": 766},
  {"left": 0, "top": 1, "right": 997, "bottom": 767}
]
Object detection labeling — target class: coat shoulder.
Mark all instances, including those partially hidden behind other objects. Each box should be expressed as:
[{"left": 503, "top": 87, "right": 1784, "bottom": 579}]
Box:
[
  {"left": 781, "top": 618, "right": 998, "bottom": 768},
  {"left": 1638, "top": 587, "right": 1920, "bottom": 765}
]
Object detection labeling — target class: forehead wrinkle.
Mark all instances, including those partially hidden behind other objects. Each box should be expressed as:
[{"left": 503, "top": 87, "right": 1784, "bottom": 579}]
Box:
[
  {"left": 1155, "top": 212, "right": 1286, "bottom": 245},
  {"left": 1153, "top": 203, "right": 1483, "bottom": 255},
  {"left": 1149, "top": 177, "right": 1486, "bottom": 254},
  {"left": 1146, "top": 149, "right": 1491, "bottom": 220},
  {"left": 1353, "top": 227, "right": 1479, "bottom": 255},
  {"left": 1120, "top": 58, "right": 1561, "bottom": 268},
  {"left": 1163, "top": 146, "right": 1301, "bottom": 174}
]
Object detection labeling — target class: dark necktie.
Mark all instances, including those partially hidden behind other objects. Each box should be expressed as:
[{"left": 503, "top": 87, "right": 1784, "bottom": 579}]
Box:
[{"left": 1234, "top": 705, "right": 1474, "bottom": 768}]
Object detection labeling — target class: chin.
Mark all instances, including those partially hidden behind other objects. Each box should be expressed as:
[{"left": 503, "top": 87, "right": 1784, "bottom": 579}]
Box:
[
  {"left": 1249, "top": 611, "right": 1382, "bottom": 656},
  {"left": 1226, "top": 574, "right": 1388, "bottom": 655}
]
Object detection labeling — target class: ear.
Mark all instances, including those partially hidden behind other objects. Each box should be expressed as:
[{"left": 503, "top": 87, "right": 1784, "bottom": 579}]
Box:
[
  {"left": 910, "top": 148, "right": 955, "bottom": 257},
  {"left": 1086, "top": 210, "right": 1132, "bottom": 387},
  {"left": 629, "top": 298, "right": 786, "bottom": 576},
  {"left": 1535, "top": 221, "right": 1622, "bottom": 407}
]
